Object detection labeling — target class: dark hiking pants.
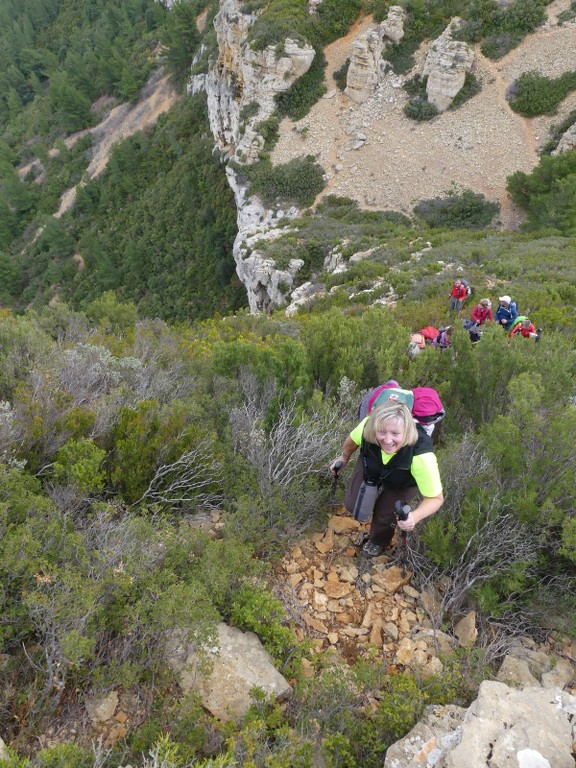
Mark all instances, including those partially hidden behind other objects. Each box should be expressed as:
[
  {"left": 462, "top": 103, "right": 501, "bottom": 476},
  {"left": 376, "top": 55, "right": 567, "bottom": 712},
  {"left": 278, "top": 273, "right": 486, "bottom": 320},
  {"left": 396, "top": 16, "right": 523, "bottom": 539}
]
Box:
[{"left": 344, "top": 456, "right": 419, "bottom": 548}]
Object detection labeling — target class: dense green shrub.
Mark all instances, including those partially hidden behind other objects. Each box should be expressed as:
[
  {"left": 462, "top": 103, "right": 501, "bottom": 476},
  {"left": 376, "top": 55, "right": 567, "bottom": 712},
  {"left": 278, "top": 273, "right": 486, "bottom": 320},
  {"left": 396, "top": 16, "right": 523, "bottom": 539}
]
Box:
[
  {"left": 333, "top": 58, "right": 350, "bottom": 91},
  {"left": 248, "top": 0, "right": 310, "bottom": 50},
  {"left": 480, "top": 32, "right": 521, "bottom": 59},
  {"left": 541, "top": 109, "right": 576, "bottom": 154},
  {"left": 497, "top": 0, "right": 547, "bottom": 34},
  {"left": 230, "top": 583, "right": 303, "bottom": 669},
  {"left": 508, "top": 70, "right": 576, "bottom": 116},
  {"left": 413, "top": 188, "right": 500, "bottom": 229},
  {"left": 245, "top": 155, "right": 325, "bottom": 207},
  {"left": 255, "top": 115, "right": 281, "bottom": 152},
  {"left": 558, "top": 0, "right": 576, "bottom": 23},
  {"left": 52, "top": 438, "right": 106, "bottom": 494},
  {"left": 403, "top": 74, "right": 428, "bottom": 98},
  {"left": 275, "top": 49, "right": 327, "bottom": 121},
  {"left": 404, "top": 96, "right": 439, "bottom": 121},
  {"left": 506, "top": 150, "right": 576, "bottom": 232},
  {"left": 459, "top": 0, "right": 547, "bottom": 57},
  {"left": 385, "top": 38, "right": 421, "bottom": 74}
]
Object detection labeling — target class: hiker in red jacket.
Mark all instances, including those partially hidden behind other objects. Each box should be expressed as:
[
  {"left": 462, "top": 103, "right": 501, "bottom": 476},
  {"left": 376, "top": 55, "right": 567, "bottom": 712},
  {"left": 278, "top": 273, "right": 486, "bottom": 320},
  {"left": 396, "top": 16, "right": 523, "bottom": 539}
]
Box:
[
  {"left": 510, "top": 318, "right": 540, "bottom": 340},
  {"left": 449, "top": 279, "right": 467, "bottom": 311},
  {"left": 470, "top": 298, "right": 493, "bottom": 325}
]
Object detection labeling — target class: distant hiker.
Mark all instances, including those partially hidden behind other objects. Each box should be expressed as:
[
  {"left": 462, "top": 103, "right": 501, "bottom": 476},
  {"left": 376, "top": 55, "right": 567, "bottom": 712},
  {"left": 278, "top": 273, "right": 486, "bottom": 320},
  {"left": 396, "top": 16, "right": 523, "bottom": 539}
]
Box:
[
  {"left": 495, "top": 295, "right": 518, "bottom": 329},
  {"left": 433, "top": 325, "right": 452, "bottom": 350},
  {"left": 330, "top": 401, "right": 444, "bottom": 558},
  {"left": 470, "top": 298, "right": 493, "bottom": 325},
  {"left": 509, "top": 318, "right": 540, "bottom": 341},
  {"left": 408, "top": 326, "right": 439, "bottom": 359},
  {"left": 449, "top": 279, "right": 467, "bottom": 311},
  {"left": 419, "top": 325, "right": 441, "bottom": 344}
]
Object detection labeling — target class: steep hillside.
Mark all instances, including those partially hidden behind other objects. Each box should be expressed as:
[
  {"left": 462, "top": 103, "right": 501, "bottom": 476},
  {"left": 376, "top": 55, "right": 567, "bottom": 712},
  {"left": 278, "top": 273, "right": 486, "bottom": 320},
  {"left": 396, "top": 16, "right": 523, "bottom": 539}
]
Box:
[{"left": 270, "top": 0, "right": 576, "bottom": 229}]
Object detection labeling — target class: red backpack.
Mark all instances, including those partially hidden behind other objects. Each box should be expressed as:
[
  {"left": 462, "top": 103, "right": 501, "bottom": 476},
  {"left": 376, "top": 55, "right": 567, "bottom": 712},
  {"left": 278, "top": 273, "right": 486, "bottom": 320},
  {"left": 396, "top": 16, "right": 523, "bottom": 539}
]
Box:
[{"left": 419, "top": 326, "right": 440, "bottom": 342}]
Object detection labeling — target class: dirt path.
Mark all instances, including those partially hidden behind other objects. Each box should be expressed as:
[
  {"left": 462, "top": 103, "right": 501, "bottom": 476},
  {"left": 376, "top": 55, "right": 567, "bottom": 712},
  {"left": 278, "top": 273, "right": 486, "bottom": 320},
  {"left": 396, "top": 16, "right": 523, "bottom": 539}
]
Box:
[{"left": 271, "top": 3, "right": 576, "bottom": 230}]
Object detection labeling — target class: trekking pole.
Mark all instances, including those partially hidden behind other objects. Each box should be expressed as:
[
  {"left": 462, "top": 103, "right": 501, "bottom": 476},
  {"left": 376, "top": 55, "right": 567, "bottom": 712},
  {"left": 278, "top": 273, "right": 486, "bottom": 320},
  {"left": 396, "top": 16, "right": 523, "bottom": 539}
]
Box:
[
  {"left": 330, "top": 460, "right": 344, "bottom": 507},
  {"left": 394, "top": 500, "right": 411, "bottom": 577}
]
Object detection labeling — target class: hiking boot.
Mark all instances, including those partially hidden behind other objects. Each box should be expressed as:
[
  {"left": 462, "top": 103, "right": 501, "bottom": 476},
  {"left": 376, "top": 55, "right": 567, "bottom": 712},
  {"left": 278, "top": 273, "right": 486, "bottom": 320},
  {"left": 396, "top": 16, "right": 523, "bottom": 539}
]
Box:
[{"left": 362, "top": 540, "right": 384, "bottom": 558}]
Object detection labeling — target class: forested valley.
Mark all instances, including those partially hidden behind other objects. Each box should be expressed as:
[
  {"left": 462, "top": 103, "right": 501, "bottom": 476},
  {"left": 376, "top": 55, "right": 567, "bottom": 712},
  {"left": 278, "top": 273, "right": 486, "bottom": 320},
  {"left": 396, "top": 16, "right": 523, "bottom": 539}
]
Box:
[{"left": 1, "top": 0, "right": 576, "bottom": 766}]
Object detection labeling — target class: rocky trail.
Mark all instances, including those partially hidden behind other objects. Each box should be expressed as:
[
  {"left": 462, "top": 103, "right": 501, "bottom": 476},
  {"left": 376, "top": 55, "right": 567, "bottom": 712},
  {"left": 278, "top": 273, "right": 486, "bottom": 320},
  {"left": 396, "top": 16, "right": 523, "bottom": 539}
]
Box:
[{"left": 274, "top": 509, "right": 477, "bottom": 671}]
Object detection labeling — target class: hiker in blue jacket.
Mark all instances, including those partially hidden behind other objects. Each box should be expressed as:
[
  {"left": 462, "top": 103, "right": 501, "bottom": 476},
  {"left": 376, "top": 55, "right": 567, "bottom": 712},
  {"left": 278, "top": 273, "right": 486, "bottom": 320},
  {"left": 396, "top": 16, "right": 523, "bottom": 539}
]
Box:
[{"left": 495, "top": 295, "right": 518, "bottom": 329}]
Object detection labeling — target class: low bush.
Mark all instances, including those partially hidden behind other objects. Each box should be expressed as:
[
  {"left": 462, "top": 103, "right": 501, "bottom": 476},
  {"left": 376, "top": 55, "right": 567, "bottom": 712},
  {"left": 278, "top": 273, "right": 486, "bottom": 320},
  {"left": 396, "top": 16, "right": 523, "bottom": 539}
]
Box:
[
  {"left": 385, "top": 38, "right": 420, "bottom": 74},
  {"left": 541, "top": 109, "right": 576, "bottom": 155},
  {"left": 230, "top": 583, "right": 305, "bottom": 670},
  {"left": 506, "top": 150, "right": 576, "bottom": 232},
  {"left": 403, "top": 73, "right": 428, "bottom": 98},
  {"left": 508, "top": 70, "right": 576, "bottom": 117},
  {"left": 404, "top": 96, "right": 439, "bottom": 121},
  {"left": 333, "top": 58, "right": 350, "bottom": 91},
  {"left": 413, "top": 188, "right": 500, "bottom": 229},
  {"left": 481, "top": 32, "right": 521, "bottom": 59},
  {"left": 255, "top": 115, "right": 280, "bottom": 152},
  {"left": 245, "top": 155, "right": 325, "bottom": 207},
  {"left": 558, "top": 0, "right": 576, "bottom": 23},
  {"left": 275, "top": 49, "right": 327, "bottom": 121}
]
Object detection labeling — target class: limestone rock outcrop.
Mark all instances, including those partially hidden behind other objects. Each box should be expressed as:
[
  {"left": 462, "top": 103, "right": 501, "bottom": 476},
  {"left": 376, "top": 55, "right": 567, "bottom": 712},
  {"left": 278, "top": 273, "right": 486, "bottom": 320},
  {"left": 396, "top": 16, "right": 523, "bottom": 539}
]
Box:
[
  {"left": 553, "top": 120, "right": 576, "bottom": 154},
  {"left": 196, "top": 0, "right": 316, "bottom": 312},
  {"left": 166, "top": 622, "right": 293, "bottom": 721},
  {"left": 385, "top": 681, "right": 576, "bottom": 767},
  {"left": 423, "top": 19, "right": 475, "bottom": 112},
  {"left": 497, "top": 641, "right": 575, "bottom": 690},
  {"left": 345, "top": 7, "right": 405, "bottom": 103}
]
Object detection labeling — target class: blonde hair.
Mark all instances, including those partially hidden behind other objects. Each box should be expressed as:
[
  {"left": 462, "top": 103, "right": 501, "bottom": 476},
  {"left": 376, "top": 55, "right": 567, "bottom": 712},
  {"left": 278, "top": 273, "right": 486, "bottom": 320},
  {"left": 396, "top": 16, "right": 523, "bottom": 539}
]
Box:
[{"left": 363, "top": 402, "right": 419, "bottom": 447}]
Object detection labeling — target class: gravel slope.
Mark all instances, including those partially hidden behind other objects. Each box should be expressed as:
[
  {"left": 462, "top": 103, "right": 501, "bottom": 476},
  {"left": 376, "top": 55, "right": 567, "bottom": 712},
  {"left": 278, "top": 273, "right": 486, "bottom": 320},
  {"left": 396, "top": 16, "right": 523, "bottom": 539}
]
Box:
[{"left": 271, "top": 1, "right": 576, "bottom": 230}]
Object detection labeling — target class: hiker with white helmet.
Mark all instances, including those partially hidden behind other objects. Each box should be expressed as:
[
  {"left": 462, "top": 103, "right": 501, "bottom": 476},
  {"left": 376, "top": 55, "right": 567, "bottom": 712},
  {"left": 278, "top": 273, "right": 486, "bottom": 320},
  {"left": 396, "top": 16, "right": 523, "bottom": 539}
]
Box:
[{"left": 495, "top": 295, "right": 518, "bottom": 329}]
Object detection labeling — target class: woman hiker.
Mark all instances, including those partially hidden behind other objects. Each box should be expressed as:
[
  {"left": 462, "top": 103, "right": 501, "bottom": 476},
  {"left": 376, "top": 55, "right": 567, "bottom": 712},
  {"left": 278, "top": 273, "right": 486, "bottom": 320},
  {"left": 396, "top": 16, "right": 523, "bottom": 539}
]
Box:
[{"left": 330, "top": 401, "right": 444, "bottom": 558}]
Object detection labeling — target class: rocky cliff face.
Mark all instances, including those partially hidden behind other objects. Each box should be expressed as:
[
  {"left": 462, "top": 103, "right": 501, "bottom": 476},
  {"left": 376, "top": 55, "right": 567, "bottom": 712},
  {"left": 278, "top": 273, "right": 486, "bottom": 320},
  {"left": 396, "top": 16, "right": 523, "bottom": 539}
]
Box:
[
  {"left": 197, "top": 0, "right": 576, "bottom": 314},
  {"left": 192, "top": 0, "right": 315, "bottom": 312},
  {"left": 197, "top": 2, "right": 412, "bottom": 312},
  {"left": 385, "top": 681, "right": 576, "bottom": 767}
]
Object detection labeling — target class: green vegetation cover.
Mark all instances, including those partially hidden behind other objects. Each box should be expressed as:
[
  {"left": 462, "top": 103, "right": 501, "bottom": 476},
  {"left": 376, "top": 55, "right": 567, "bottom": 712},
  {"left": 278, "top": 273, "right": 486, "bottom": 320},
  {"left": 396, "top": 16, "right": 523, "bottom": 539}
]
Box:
[{"left": 0, "top": 0, "right": 576, "bottom": 765}]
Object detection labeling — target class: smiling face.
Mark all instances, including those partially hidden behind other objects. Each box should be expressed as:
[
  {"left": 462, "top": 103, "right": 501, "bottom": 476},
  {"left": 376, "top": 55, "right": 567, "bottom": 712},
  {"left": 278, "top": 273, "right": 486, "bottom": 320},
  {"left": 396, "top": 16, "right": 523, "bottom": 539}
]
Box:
[{"left": 375, "top": 417, "right": 405, "bottom": 454}]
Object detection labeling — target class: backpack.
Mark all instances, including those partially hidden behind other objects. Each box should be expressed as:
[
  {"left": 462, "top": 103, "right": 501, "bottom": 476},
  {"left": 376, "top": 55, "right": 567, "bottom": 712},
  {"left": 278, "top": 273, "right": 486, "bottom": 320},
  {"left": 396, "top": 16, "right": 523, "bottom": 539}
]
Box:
[
  {"left": 419, "top": 326, "right": 440, "bottom": 342},
  {"left": 434, "top": 326, "right": 452, "bottom": 349},
  {"left": 359, "top": 384, "right": 446, "bottom": 434},
  {"left": 461, "top": 278, "right": 472, "bottom": 296},
  {"left": 510, "top": 315, "right": 527, "bottom": 331},
  {"left": 412, "top": 387, "right": 446, "bottom": 428},
  {"left": 357, "top": 380, "right": 399, "bottom": 419}
]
